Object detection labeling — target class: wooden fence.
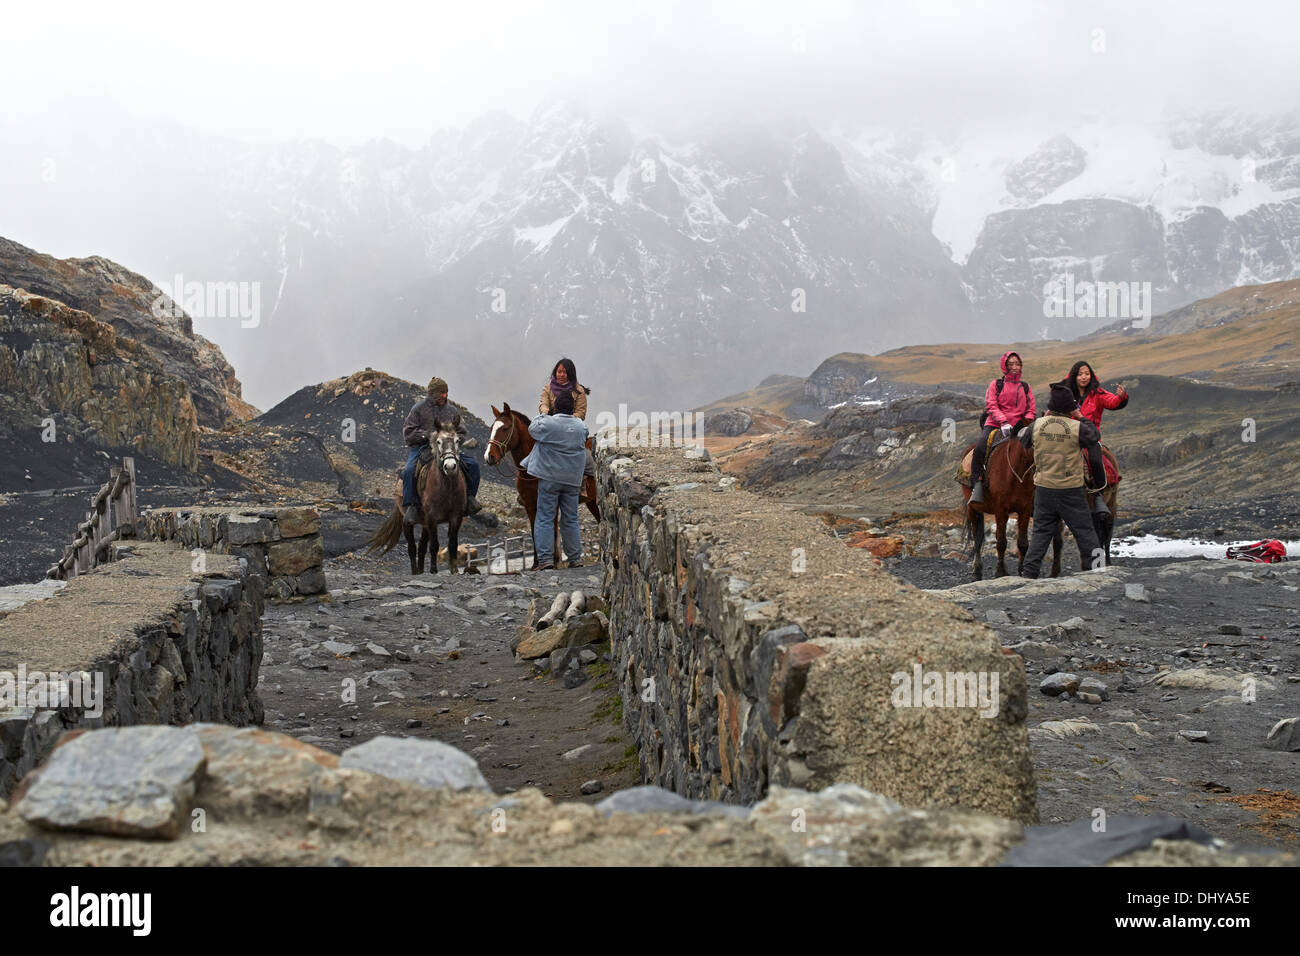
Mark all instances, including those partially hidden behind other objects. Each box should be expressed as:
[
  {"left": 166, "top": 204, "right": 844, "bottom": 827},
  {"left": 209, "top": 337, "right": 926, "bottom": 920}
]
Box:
[{"left": 46, "top": 457, "right": 138, "bottom": 580}]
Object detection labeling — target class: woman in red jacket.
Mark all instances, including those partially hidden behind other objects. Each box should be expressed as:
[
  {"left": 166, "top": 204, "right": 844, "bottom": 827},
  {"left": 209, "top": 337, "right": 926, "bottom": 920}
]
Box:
[{"left": 1066, "top": 360, "right": 1128, "bottom": 433}]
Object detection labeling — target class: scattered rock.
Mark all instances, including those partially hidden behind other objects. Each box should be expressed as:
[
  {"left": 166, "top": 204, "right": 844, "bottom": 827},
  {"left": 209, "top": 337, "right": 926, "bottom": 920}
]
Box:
[
  {"left": 986, "top": 609, "right": 1011, "bottom": 624},
  {"left": 1218, "top": 624, "right": 1243, "bottom": 636},
  {"left": 1124, "top": 584, "right": 1148, "bottom": 602},
  {"left": 1179, "top": 730, "right": 1211, "bottom": 743},
  {"left": 1009, "top": 640, "right": 1065, "bottom": 661},
  {"left": 338, "top": 736, "right": 490, "bottom": 791},
  {"left": 1264, "top": 717, "right": 1300, "bottom": 752},
  {"left": 1041, "top": 616, "right": 1091, "bottom": 642},
  {"left": 1030, "top": 718, "right": 1100, "bottom": 739},
  {"left": 17, "top": 726, "right": 204, "bottom": 839},
  {"left": 365, "top": 669, "right": 413, "bottom": 690},
  {"left": 1078, "top": 677, "right": 1110, "bottom": 701},
  {"left": 562, "top": 744, "right": 593, "bottom": 761},
  {"left": 594, "top": 785, "right": 749, "bottom": 818},
  {"left": 1039, "top": 673, "right": 1080, "bottom": 697},
  {"left": 580, "top": 779, "right": 603, "bottom": 795},
  {"left": 515, "top": 612, "right": 607, "bottom": 659},
  {"left": 367, "top": 642, "right": 392, "bottom": 657}
]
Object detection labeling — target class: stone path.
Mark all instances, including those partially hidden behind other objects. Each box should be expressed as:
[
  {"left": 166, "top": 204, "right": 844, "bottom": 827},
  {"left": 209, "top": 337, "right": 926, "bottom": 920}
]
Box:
[{"left": 259, "top": 551, "right": 639, "bottom": 802}]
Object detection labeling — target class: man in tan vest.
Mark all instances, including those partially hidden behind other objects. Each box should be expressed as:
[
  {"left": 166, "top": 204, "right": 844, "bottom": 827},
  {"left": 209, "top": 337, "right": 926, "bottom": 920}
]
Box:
[{"left": 1017, "top": 382, "right": 1107, "bottom": 577}]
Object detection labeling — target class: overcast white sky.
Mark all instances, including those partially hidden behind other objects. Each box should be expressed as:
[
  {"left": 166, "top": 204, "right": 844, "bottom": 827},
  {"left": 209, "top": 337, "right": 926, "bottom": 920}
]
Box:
[{"left": 4, "top": 0, "right": 1297, "bottom": 146}]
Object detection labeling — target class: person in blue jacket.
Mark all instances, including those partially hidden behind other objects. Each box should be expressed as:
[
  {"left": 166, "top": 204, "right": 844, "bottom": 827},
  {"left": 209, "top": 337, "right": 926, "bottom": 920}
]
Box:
[{"left": 521, "top": 390, "right": 589, "bottom": 570}]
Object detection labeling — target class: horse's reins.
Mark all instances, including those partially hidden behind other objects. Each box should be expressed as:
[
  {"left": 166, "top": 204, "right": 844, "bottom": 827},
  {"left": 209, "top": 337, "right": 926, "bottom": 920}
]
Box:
[{"left": 998, "top": 434, "right": 1035, "bottom": 485}]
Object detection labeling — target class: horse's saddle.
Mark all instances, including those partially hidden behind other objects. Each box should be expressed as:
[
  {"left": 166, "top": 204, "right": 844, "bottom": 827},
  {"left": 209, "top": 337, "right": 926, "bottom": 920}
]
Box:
[
  {"left": 395, "top": 445, "right": 436, "bottom": 483},
  {"left": 956, "top": 431, "right": 1121, "bottom": 487},
  {"left": 414, "top": 445, "right": 434, "bottom": 484},
  {"left": 1087, "top": 446, "right": 1122, "bottom": 487},
  {"left": 956, "top": 430, "right": 1010, "bottom": 484}
]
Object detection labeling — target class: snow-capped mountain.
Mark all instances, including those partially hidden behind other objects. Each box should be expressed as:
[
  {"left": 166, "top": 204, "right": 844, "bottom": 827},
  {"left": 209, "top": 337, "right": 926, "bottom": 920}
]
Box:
[
  {"left": 3, "top": 103, "right": 1298, "bottom": 412},
  {"left": 838, "top": 110, "right": 1300, "bottom": 338}
]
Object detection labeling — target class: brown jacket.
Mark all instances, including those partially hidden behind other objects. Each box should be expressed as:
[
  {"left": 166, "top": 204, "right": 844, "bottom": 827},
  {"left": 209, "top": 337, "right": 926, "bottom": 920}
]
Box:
[
  {"left": 1021, "top": 412, "right": 1105, "bottom": 489},
  {"left": 539, "top": 384, "right": 587, "bottom": 421},
  {"left": 403, "top": 397, "right": 466, "bottom": 447}
]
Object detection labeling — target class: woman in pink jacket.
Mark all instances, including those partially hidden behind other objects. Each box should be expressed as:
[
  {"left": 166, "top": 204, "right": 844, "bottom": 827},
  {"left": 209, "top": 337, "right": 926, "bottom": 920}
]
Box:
[{"left": 969, "top": 351, "right": 1037, "bottom": 503}]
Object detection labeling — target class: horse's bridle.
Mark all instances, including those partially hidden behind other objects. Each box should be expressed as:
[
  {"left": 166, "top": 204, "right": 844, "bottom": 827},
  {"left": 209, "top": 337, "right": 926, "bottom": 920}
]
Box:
[{"left": 487, "top": 412, "right": 521, "bottom": 476}]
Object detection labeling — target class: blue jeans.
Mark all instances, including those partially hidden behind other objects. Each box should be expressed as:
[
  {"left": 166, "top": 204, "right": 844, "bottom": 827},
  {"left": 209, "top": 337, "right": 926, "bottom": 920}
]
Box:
[
  {"left": 535, "top": 478, "right": 582, "bottom": 566},
  {"left": 402, "top": 448, "right": 481, "bottom": 507}
]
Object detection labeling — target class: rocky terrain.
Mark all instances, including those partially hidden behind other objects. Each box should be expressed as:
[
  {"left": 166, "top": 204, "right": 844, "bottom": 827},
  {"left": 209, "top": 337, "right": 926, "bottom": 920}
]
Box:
[
  {"left": 0, "top": 237, "right": 253, "bottom": 428},
  {"left": 901, "top": 558, "right": 1300, "bottom": 851},
  {"left": 0, "top": 284, "right": 200, "bottom": 476}
]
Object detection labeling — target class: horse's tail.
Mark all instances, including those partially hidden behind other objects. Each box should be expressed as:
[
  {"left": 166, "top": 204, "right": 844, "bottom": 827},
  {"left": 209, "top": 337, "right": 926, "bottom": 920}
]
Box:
[{"left": 366, "top": 506, "right": 405, "bottom": 555}]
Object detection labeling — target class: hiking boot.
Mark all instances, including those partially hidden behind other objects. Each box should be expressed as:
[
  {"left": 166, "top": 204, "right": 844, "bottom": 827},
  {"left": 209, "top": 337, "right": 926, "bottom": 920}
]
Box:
[
  {"left": 969, "top": 479, "right": 985, "bottom": 504},
  {"left": 403, "top": 504, "right": 420, "bottom": 524},
  {"left": 465, "top": 495, "right": 483, "bottom": 515},
  {"left": 535, "top": 562, "right": 556, "bottom": 572},
  {"left": 566, "top": 558, "right": 583, "bottom": 569}
]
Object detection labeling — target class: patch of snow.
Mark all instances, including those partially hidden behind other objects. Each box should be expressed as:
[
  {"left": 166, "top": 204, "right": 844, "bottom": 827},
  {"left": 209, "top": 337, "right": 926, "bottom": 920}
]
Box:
[
  {"left": 1111, "top": 535, "right": 1298, "bottom": 559},
  {"left": 513, "top": 214, "right": 573, "bottom": 254}
]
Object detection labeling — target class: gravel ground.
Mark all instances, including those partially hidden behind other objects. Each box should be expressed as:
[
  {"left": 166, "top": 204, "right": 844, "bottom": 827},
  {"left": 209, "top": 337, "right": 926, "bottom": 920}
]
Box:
[{"left": 888, "top": 554, "right": 1300, "bottom": 851}]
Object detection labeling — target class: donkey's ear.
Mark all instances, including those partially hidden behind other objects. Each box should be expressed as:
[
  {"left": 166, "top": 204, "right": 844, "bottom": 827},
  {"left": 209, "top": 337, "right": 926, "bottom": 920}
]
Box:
[
  {"left": 491, "top": 405, "right": 501, "bottom": 417},
  {"left": 503, "top": 401, "right": 512, "bottom": 414}
]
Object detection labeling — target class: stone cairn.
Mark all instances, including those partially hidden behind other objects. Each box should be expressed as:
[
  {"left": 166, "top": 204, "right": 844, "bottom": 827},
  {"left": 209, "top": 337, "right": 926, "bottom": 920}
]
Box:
[{"left": 511, "top": 589, "right": 611, "bottom": 687}]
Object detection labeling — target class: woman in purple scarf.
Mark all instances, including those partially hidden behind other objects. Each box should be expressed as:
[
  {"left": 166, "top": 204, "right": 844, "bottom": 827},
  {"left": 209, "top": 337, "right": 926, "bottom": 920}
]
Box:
[
  {"left": 538, "top": 357, "right": 588, "bottom": 420},
  {"left": 538, "top": 357, "right": 593, "bottom": 478}
]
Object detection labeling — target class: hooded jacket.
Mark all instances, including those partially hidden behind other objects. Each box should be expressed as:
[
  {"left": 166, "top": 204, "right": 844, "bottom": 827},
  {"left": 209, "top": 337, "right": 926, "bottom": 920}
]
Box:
[
  {"left": 983, "top": 351, "right": 1037, "bottom": 427},
  {"left": 1067, "top": 360, "right": 1128, "bottom": 432}
]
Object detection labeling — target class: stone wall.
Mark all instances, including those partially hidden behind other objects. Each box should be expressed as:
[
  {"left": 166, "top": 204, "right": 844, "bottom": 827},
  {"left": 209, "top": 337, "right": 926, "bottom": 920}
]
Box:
[
  {"left": 596, "top": 443, "right": 1039, "bottom": 823},
  {"left": 0, "top": 542, "right": 263, "bottom": 797},
  {"left": 0, "top": 726, "right": 1279, "bottom": 867},
  {"left": 139, "top": 505, "right": 326, "bottom": 601}
]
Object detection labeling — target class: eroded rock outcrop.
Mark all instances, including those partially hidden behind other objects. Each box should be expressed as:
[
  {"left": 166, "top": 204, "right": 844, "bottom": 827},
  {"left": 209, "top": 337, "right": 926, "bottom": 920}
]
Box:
[
  {"left": 0, "top": 237, "right": 254, "bottom": 428},
  {"left": 0, "top": 284, "right": 198, "bottom": 470}
]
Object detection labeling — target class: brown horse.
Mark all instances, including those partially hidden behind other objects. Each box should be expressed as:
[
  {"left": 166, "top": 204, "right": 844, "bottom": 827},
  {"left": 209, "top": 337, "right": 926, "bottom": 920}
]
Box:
[
  {"left": 486, "top": 403, "right": 600, "bottom": 566},
  {"left": 366, "top": 423, "right": 467, "bottom": 574},
  {"left": 960, "top": 426, "right": 1060, "bottom": 580},
  {"left": 959, "top": 432, "right": 1121, "bottom": 579}
]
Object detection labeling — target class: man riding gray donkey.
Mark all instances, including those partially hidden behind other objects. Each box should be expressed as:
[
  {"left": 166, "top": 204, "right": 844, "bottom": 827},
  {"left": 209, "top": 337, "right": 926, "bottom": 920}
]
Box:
[
  {"left": 402, "top": 376, "right": 482, "bottom": 524},
  {"left": 1017, "top": 382, "right": 1110, "bottom": 578}
]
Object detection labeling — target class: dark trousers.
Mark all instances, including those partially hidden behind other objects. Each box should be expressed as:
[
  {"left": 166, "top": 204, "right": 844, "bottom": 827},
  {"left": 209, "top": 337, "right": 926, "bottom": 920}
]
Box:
[
  {"left": 970, "top": 425, "right": 998, "bottom": 481},
  {"left": 402, "top": 448, "right": 481, "bottom": 507},
  {"left": 1020, "top": 485, "right": 1103, "bottom": 577}
]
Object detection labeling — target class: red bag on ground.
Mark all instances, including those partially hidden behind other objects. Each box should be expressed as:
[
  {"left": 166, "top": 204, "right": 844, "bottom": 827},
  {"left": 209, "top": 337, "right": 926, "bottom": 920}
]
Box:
[{"left": 1225, "top": 540, "right": 1289, "bottom": 563}]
